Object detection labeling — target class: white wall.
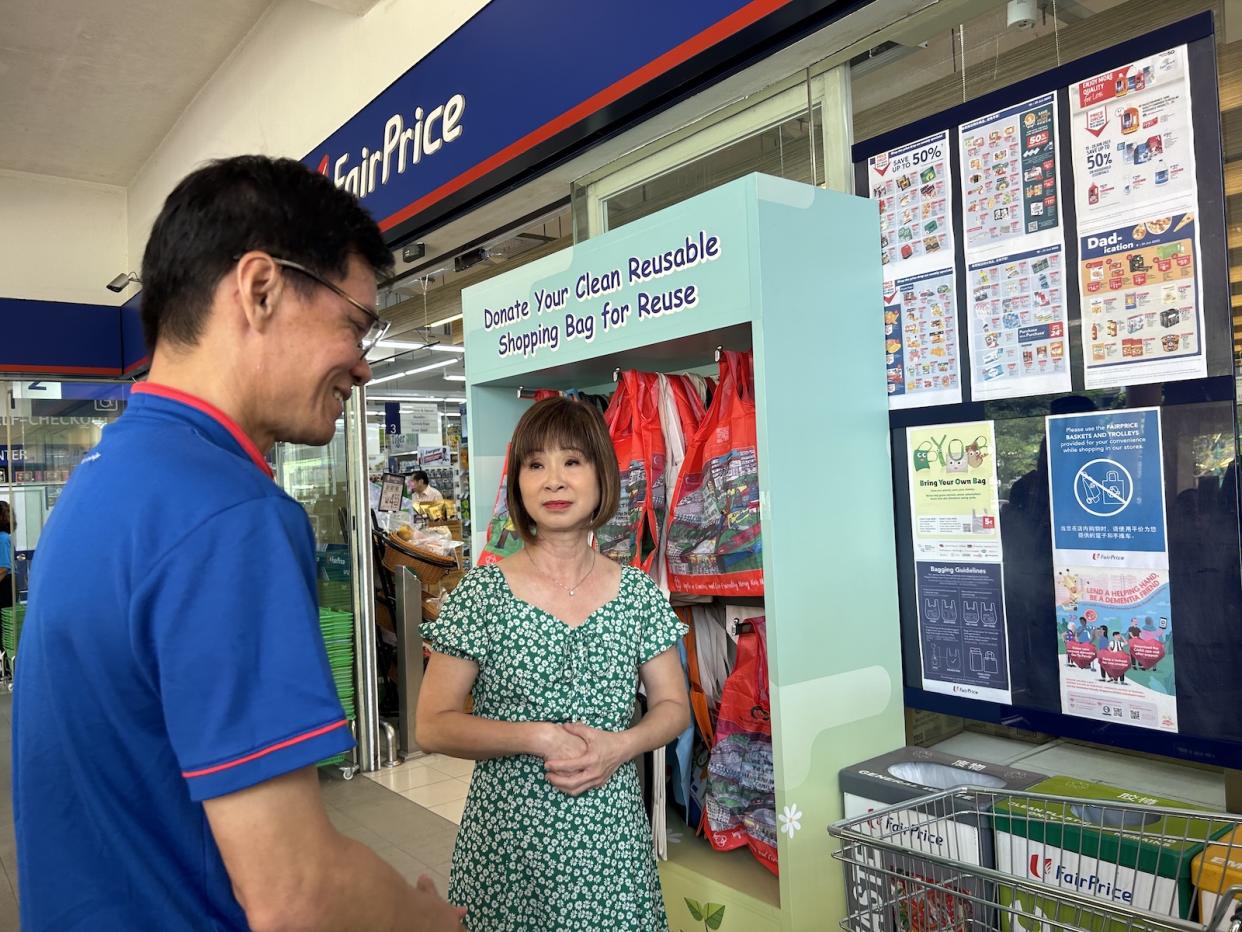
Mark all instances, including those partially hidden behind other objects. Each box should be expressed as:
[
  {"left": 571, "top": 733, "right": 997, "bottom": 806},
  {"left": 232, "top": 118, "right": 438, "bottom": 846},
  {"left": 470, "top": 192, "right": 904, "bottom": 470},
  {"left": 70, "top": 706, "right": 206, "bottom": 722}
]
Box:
[
  {"left": 0, "top": 170, "right": 128, "bottom": 305},
  {"left": 126, "top": 0, "right": 490, "bottom": 265}
]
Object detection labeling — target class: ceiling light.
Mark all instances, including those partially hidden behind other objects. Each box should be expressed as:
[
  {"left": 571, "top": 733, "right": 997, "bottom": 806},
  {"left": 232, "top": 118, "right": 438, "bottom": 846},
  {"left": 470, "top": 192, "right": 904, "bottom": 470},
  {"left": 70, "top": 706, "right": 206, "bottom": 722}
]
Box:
[
  {"left": 428, "top": 344, "right": 465, "bottom": 353},
  {"left": 426, "top": 313, "right": 464, "bottom": 327},
  {"left": 375, "top": 339, "right": 428, "bottom": 351},
  {"left": 367, "top": 357, "right": 457, "bottom": 386},
  {"left": 405, "top": 358, "right": 456, "bottom": 376},
  {"left": 444, "top": 374, "right": 466, "bottom": 382}
]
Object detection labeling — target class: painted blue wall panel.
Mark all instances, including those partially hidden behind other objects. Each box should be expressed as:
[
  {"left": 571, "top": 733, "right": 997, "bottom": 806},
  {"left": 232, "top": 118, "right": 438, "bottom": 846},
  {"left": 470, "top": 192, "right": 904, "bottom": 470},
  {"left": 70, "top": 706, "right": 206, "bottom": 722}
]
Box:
[{"left": 0, "top": 297, "right": 123, "bottom": 375}]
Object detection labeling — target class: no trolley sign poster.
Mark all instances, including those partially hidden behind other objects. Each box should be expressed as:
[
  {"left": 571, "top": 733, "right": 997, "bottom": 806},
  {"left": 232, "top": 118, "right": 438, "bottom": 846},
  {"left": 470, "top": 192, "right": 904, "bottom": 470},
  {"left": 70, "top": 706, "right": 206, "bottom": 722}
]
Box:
[
  {"left": 1046, "top": 408, "right": 1177, "bottom": 732},
  {"left": 1047, "top": 408, "right": 1167, "bottom": 557}
]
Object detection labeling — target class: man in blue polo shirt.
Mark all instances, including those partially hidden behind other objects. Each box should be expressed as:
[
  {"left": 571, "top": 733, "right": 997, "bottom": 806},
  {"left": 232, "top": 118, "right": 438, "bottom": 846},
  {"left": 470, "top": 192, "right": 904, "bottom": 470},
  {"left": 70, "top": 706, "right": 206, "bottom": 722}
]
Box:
[{"left": 13, "top": 156, "right": 465, "bottom": 930}]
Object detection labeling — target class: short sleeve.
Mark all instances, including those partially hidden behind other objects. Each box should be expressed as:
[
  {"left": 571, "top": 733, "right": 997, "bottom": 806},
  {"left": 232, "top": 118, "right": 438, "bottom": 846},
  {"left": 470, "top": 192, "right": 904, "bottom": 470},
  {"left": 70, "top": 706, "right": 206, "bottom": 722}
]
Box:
[
  {"left": 421, "top": 567, "right": 495, "bottom": 663},
  {"left": 134, "top": 497, "right": 353, "bottom": 801},
  {"left": 0, "top": 533, "right": 10, "bottom": 571},
  {"left": 634, "top": 570, "right": 688, "bottom": 664}
]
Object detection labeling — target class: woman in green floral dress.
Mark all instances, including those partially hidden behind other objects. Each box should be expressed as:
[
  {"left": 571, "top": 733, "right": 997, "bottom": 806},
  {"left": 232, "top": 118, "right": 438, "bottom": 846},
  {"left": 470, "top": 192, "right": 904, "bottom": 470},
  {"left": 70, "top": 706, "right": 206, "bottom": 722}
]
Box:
[{"left": 417, "top": 397, "right": 689, "bottom": 931}]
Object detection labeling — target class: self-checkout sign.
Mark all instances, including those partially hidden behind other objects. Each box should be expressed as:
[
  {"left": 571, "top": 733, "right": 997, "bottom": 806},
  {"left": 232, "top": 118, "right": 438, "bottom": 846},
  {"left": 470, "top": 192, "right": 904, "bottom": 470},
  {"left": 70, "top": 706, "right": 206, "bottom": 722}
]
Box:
[{"left": 1074, "top": 458, "right": 1133, "bottom": 517}]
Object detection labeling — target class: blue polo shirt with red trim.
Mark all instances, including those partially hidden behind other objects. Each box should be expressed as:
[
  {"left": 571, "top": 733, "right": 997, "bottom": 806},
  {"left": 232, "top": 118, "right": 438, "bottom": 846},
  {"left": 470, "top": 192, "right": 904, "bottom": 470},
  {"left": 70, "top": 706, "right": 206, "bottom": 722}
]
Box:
[{"left": 13, "top": 383, "right": 354, "bottom": 930}]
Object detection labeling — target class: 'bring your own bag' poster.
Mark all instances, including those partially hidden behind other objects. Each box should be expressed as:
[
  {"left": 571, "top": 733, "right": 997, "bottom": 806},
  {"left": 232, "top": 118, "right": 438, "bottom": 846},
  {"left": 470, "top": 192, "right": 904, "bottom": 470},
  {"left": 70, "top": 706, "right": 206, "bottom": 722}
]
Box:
[{"left": 907, "top": 422, "right": 1012, "bottom": 704}]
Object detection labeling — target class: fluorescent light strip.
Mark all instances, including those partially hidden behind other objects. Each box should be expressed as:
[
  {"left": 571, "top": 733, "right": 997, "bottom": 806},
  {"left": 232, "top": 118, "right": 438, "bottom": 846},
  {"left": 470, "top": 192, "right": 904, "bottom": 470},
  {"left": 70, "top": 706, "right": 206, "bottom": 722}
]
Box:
[
  {"left": 367, "top": 394, "right": 465, "bottom": 403},
  {"left": 373, "top": 340, "right": 463, "bottom": 355},
  {"left": 426, "top": 313, "right": 464, "bottom": 327},
  {"left": 368, "top": 357, "right": 457, "bottom": 385},
  {"left": 443, "top": 374, "right": 466, "bottom": 381},
  {"left": 375, "top": 339, "right": 427, "bottom": 350}
]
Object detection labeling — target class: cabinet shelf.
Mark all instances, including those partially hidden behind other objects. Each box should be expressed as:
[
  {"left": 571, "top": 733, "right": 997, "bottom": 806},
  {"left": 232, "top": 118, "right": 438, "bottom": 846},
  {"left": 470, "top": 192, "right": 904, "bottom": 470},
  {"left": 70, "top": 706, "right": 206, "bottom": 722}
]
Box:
[{"left": 659, "top": 809, "right": 779, "bottom": 930}]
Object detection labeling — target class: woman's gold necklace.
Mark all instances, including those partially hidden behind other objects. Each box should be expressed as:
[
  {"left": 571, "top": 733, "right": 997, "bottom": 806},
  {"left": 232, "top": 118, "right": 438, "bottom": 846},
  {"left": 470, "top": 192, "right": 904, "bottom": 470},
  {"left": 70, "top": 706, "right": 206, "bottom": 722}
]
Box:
[{"left": 527, "top": 548, "right": 597, "bottom": 596}]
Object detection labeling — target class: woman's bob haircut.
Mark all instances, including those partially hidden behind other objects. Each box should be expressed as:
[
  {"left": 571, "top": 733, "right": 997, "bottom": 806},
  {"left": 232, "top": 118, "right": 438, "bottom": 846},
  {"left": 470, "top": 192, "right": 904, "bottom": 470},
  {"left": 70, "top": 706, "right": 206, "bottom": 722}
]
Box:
[{"left": 506, "top": 397, "right": 619, "bottom": 545}]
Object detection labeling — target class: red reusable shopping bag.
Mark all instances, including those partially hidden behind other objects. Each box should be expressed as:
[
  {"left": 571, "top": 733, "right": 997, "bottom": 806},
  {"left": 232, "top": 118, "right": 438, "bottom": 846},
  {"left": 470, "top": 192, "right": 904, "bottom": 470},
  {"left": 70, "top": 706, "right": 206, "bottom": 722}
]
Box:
[
  {"left": 704, "top": 617, "right": 777, "bottom": 875},
  {"left": 665, "top": 350, "right": 763, "bottom": 596},
  {"left": 597, "top": 371, "right": 667, "bottom": 573},
  {"left": 596, "top": 372, "right": 647, "bottom": 568}
]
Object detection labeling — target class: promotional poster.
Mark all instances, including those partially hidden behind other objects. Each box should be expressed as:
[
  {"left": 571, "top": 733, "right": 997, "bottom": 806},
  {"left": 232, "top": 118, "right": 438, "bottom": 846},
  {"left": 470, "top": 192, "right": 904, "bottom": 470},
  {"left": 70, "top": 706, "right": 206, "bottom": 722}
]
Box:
[
  {"left": 869, "top": 131, "right": 955, "bottom": 269},
  {"left": 1070, "top": 45, "right": 1197, "bottom": 224},
  {"left": 884, "top": 268, "right": 962, "bottom": 409},
  {"left": 1047, "top": 409, "right": 1177, "bottom": 733},
  {"left": 1078, "top": 209, "right": 1205, "bottom": 387},
  {"left": 959, "top": 93, "right": 1062, "bottom": 252},
  {"left": 966, "top": 244, "right": 1071, "bottom": 400}
]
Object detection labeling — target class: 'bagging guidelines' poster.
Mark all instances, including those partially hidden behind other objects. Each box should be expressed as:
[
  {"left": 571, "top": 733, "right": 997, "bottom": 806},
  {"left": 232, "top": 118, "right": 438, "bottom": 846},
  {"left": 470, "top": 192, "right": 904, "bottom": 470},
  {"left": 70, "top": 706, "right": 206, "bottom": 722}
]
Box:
[
  {"left": 908, "top": 421, "right": 1011, "bottom": 704},
  {"left": 1046, "top": 409, "right": 1177, "bottom": 733}
]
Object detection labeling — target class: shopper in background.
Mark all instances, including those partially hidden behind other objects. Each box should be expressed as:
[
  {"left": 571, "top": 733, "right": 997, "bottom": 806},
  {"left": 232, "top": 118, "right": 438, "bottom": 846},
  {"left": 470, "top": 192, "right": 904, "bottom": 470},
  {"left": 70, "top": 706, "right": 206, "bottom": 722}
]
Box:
[
  {"left": 12, "top": 156, "right": 464, "bottom": 931},
  {"left": 408, "top": 469, "right": 445, "bottom": 502},
  {"left": 416, "top": 396, "right": 690, "bottom": 931},
  {"left": 0, "top": 501, "right": 12, "bottom": 611}
]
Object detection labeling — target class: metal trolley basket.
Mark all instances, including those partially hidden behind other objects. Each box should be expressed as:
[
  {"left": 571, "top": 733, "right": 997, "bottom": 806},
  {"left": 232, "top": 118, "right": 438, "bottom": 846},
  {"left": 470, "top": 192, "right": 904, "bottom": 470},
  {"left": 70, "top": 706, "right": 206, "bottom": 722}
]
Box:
[{"left": 828, "top": 786, "right": 1242, "bottom": 932}]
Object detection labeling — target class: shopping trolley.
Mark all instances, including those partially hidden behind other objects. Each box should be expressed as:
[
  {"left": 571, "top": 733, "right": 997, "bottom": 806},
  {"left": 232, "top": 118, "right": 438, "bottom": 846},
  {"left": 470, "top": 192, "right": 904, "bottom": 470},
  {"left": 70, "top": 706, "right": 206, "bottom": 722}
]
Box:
[{"left": 828, "top": 786, "right": 1242, "bottom": 931}]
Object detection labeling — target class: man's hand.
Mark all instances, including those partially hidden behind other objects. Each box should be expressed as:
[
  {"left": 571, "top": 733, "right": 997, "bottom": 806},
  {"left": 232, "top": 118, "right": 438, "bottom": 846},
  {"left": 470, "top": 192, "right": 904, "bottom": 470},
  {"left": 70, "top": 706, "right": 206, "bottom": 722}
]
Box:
[
  {"left": 543, "top": 723, "right": 630, "bottom": 796},
  {"left": 414, "top": 876, "right": 467, "bottom": 930}
]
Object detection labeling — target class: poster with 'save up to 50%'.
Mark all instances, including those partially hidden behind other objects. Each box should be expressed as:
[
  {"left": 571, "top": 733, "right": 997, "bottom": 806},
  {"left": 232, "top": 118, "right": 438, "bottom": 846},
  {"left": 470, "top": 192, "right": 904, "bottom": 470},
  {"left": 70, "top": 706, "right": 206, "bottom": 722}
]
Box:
[{"left": 870, "top": 131, "right": 963, "bottom": 410}]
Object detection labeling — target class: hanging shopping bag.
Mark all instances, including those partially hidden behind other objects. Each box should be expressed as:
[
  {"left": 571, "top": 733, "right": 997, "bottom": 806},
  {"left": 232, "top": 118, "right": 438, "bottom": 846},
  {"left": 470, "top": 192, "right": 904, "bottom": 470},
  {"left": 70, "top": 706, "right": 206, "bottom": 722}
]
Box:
[
  {"left": 597, "top": 372, "right": 665, "bottom": 573},
  {"left": 653, "top": 374, "right": 710, "bottom": 590},
  {"left": 665, "top": 350, "right": 763, "bottom": 596},
  {"left": 704, "top": 616, "right": 777, "bottom": 874},
  {"left": 596, "top": 373, "right": 647, "bottom": 568},
  {"left": 635, "top": 371, "right": 668, "bottom": 573},
  {"left": 477, "top": 444, "right": 522, "bottom": 566}
]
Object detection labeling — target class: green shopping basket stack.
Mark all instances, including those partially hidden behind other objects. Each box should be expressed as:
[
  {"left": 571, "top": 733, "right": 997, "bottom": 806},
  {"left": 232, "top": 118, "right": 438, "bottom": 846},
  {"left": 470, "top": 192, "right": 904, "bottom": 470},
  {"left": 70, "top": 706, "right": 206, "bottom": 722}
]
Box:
[
  {"left": 318, "top": 607, "right": 355, "bottom": 769},
  {"left": 2, "top": 604, "right": 26, "bottom": 663}
]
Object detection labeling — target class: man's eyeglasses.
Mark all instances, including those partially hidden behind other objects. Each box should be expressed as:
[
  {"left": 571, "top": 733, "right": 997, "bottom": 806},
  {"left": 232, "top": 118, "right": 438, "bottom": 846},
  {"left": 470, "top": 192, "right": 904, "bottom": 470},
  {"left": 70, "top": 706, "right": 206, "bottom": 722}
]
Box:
[{"left": 270, "top": 257, "right": 391, "bottom": 354}]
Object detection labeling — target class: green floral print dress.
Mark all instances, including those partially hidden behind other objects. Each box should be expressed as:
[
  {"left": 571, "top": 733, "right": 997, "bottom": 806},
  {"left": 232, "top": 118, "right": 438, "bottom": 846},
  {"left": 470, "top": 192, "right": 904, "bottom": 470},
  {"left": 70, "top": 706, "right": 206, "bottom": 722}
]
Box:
[{"left": 420, "top": 563, "right": 687, "bottom": 932}]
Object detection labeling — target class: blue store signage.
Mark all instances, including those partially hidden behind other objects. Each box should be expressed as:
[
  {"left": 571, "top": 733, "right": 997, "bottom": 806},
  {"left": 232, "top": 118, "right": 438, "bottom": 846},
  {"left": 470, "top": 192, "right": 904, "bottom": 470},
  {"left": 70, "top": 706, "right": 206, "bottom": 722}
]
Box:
[{"left": 304, "top": 0, "right": 864, "bottom": 241}]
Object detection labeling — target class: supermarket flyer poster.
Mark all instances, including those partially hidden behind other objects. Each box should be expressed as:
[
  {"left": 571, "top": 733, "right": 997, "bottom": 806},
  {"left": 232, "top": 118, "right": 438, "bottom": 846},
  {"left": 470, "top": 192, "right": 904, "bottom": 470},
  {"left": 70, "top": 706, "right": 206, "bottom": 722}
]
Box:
[
  {"left": 868, "top": 131, "right": 955, "bottom": 273},
  {"left": 917, "top": 561, "right": 1012, "bottom": 704},
  {"left": 966, "top": 244, "right": 1071, "bottom": 401},
  {"left": 884, "top": 267, "right": 962, "bottom": 409},
  {"left": 1054, "top": 565, "right": 1177, "bottom": 732},
  {"left": 959, "top": 93, "right": 1062, "bottom": 253},
  {"left": 1078, "top": 209, "right": 1205, "bottom": 388},
  {"left": 906, "top": 420, "right": 1001, "bottom": 562},
  {"left": 1070, "top": 44, "right": 1196, "bottom": 224}
]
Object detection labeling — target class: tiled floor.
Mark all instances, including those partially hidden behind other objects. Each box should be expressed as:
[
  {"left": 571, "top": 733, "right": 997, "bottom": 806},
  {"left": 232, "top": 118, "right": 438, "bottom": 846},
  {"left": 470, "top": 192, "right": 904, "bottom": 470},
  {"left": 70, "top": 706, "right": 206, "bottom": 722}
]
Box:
[
  {"left": 362, "top": 753, "right": 474, "bottom": 825},
  {"left": 0, "top": 681, "right": 464, "bottom": 926},
  {"left": 319, "top": 756, "right": 466, "bottom": 894}
]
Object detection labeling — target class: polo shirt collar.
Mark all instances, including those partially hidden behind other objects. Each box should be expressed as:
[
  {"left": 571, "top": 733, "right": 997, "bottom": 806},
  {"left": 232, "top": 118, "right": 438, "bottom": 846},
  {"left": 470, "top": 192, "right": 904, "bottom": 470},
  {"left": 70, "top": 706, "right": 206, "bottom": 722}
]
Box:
[{"left": 130, "top": 383, "right": 274, "bottom": 479}]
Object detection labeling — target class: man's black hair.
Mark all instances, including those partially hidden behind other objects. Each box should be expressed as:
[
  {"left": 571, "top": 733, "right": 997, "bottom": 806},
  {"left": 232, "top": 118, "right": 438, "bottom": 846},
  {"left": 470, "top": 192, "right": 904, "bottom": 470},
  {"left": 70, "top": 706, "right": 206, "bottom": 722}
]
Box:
[
  {"left": 412, "top": 470, "right": 430, "bottom": 484},
  {"left": 140, "top": 155, "right": 394, "bottom": 349}
]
